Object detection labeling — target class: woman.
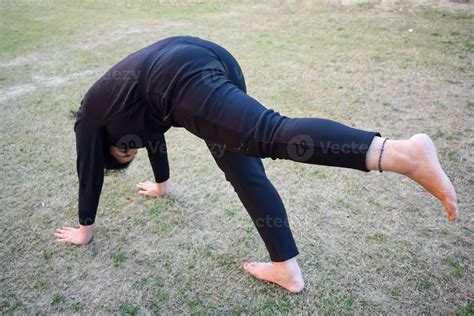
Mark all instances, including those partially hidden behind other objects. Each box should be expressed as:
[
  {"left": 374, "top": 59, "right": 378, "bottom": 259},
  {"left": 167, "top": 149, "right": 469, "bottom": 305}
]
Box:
[{"left": 55, "top": 36, "right": 458, "bottom": 293}]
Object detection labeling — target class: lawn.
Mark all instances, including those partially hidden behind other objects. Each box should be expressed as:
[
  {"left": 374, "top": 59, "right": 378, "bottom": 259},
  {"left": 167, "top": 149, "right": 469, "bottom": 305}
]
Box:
[{"left": 0, "top": 0, "right": 473, "bottom": 314}]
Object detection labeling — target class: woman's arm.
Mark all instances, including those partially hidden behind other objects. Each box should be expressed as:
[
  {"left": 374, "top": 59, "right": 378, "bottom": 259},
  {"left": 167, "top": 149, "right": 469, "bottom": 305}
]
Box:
[
  {"left": 75, "top": 118, "right": 105, "bottom": 225},
  {"left": 55, "top": 117, "right": 105, "bottom": 245},
  {"left": 137, "top": 134, "right": 170, "bottom": 197}
]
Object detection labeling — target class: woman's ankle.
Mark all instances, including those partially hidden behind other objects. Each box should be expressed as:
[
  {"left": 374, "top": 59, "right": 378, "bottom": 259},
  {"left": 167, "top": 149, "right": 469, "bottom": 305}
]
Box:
[
  {"left": 366, "top": 137, "right": 415, "bottom": 174},
  {"left": 272, "top": 257, "right": 299, "bottom": 269},
  {"left": 385, "top": 139, "right": 416, "bottom": 174}
]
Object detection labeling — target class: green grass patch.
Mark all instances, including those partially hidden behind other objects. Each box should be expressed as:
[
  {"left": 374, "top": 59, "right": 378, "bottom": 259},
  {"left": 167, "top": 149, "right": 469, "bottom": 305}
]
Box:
[
  {"left": 312, "top": 169, "right": 328, "bottom": 179},
  {"left": 224, "top": 209, "right": 237, "bottom": 217},
  {"left": 1, "top": 296, "right": 23, "bottom": 313},
  {"left": 149, "top": 206, "right": 162, "bottom": 215},
  {"left": 186, "top": 298, "right": 203, "bottom": 314},
  {"left": 42, "top": 249, "right": 52, "bottom": 260},
  {"left": 119, "top": 302, "right": 140, "bottom": 315},
  {"left": 456, "top": 304, "right": 474, "bottom": 316},
  {"left": 368, "top": 233, "right": 385, "bottom": 242},
  {"left": 447, "top": 151, "right": 459, "bottom": 162},
  {"left": 420, "top": 278, "right": 431, "bottom": 289},
  {"left": 390, "top": 287, "right": 400, "bottom": 298},
  {"left": 50, "top": 293, "right": 64, "bottom": 305},
  {"left": 113, "top": 252, "right": 127, "bottom": 267},
  {"left": 71, "top": 302, "right": 82, "bottom": 312}
]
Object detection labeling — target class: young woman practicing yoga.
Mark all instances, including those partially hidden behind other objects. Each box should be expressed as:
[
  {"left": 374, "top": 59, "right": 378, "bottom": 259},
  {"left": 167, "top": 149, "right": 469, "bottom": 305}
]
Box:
[{"left": 55, "top": 36, "right": 459, "bottom": 293}]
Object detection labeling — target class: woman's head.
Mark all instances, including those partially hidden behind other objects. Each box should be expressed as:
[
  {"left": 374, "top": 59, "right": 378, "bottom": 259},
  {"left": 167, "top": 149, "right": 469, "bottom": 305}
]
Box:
[
  {"left": 104, "top": 146, "right": 137, "bottom": 170},
  {"left": 110, "top": 146, "right": 137, "bottom": 164},
  {"left": 70, "top": 109, "right": 138, "bottom": 171}
]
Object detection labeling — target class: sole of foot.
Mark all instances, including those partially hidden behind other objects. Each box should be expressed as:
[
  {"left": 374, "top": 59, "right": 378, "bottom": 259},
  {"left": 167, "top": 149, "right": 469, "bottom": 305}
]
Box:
[{"left": 404, "top": 133, "right": 459, "bottom": 221}]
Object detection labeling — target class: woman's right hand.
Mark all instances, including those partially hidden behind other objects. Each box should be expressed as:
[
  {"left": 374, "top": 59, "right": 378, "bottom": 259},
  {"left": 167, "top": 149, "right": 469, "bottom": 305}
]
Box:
[
  {"left": 137, "top": 179, "right": 170, "bottom": 197},
  {"left": 55, "top": 224, "right": 94, "bottom": 245}
]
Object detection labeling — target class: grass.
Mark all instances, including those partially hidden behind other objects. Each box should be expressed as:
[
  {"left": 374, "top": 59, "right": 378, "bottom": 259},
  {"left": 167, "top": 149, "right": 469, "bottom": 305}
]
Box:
[
  {"left": 391, "top": 287, "right": 401, "bottom": 298},
  {"left": 0, "top": 0, "right": 473, "bottom": 314},
  {"left": 149, "top": 206, "right": 162, "bottom": 215},
  {"left": 119, "top": 302, "right": 140, "bottom": 315},
  {"left": 456, "top": 305, "right": 474, "bottom": 316},
  {"left": 224, "top": 209, "right": 237, "bottom": 217},
  {"left": 50, "top": 293, "right": 64, "bottom": 305},
  {"left": 420, "top": 278, "right": 432, "bottom": 289},
  {"left": 71, "top": 302, "right": 82, "bottom": 312},
  {"left": 42, "top": 249, "right": 52, "bottom": 260},
  {"left": 113, "top": 252, "right": 127, "bottom": 267},
  {"left": 368, "top": 233, "right": 386, "bottom": 242}
]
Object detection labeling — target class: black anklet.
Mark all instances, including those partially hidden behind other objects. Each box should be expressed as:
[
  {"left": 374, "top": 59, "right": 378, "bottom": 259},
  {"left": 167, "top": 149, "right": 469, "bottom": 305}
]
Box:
[{"left": 378, "top": 138, "right": 389, "bottom": 173}]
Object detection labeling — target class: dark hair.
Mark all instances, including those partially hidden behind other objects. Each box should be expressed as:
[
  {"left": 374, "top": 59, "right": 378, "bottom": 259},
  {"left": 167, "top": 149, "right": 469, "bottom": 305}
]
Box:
[{"left": 70, "top": 109, "right": 133, "bottom": 173}]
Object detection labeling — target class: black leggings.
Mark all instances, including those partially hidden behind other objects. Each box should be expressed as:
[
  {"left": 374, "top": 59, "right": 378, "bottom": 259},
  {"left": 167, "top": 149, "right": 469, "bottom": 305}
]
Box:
[{"left": 167, "top": 38, "right": 381, "bottom": 261}]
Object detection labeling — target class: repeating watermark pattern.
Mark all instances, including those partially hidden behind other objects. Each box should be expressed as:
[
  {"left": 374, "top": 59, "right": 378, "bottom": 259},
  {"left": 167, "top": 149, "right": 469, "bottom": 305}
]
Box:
[
  {"left": 79, "top": 207, "right": 317, "bottom": 231},
  {"left": 113, "top": 133, "right": 371, "bottom": 162},
  {"left": 287, "top": 134, "right": 314, "bottom": 162},
  {"left": 115, "top": 134, "right": 143, "bottom": 150},
  {"left": 206, "top": 142, "right": 228, "bottom": 158},
  {"left": 157, "top": 0, "right": 229, "bottom": 6},
  {"left": 111, "top": 0, "right": 230, "bottom": 8},
  {"left": 2, "top": 0, "right": 56, "bottom": 8},
  {"left": 0, "top": 0, "right": 400, "bottom": 10},
  {"left": 113, "top": 134, "right": 230, "bottom": 158},
  {"left": 102, "top": 69, "right": 141, "bottom": 82},
  {"left": 319, "top": 140, "right": 370, "bottom": 155},
  {"left": 146, "top": 138, "right": 168, "bottom": 154},
  {"left": 0, "top": 0, "right": 233, "bottom": 9},
  {"left": 201, "top": 61, "right": 229, "bottom": 89},
  {"left": 254, "top": 215, "right": 291, "bottom": 229}
]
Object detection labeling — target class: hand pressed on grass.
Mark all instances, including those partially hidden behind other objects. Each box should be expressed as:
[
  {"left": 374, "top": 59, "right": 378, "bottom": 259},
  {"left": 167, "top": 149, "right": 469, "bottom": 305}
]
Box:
[
  {"left": 137, "top": 179, "right": 170, "bottom": 197},
  {"left": 54, "top": 225, "right": 94, "bottom": 245}
]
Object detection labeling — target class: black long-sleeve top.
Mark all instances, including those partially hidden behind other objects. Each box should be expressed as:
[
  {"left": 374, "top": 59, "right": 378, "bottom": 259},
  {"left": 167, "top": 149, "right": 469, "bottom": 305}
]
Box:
[{"left": 75, "top": 36, "right": 193, "bottom": 226}]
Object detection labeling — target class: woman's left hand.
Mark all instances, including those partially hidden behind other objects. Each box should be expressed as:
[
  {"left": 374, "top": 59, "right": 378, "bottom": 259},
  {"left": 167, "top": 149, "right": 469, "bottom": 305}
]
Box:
[
  {"left": 137, "top": 180, "right": 170, "bottom": 197},
  {"left": 54, "top": 225, "right": 94, "bottom": 245}
]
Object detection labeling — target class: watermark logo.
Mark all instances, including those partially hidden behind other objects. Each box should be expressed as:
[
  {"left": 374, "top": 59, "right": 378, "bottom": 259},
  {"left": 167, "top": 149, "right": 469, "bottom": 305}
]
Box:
[
  {"left": 116, "top": 134, "right": 143, "bottom": 150},
  {"left": 206, "top": 142, "right": 227, "bottom": 158},
  {"left": 287, "top": 134, "right": 314, "bottom": 162},
  {"left": 102, "top": 69, "right": 140, "bottom": 81},
  {"left": 201, "top": 61, "right": 228, "bottom": 89},
  {"left": 3, "top": 0, "right": 55, "bottom": 8}
]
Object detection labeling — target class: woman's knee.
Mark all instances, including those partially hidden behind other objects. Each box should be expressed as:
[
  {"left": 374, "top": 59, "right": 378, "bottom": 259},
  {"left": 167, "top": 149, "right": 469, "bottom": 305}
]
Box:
[{"left": 218, "top": 157, "right": 267, "bottom": 186}]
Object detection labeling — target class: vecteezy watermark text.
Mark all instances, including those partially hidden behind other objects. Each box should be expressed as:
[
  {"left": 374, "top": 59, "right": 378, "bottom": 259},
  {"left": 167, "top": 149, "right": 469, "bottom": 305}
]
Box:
[{"left": 2, "top": 0, "right": 55, "bottom": 7}]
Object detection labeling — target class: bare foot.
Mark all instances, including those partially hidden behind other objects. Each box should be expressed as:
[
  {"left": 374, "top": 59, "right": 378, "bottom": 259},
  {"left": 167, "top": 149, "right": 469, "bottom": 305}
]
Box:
[
  {"left": 243, "top": 257, "right": 304, "bottom": 293},
  {"left": 401, "top": 134, "right": 459, "bottom": 221}
]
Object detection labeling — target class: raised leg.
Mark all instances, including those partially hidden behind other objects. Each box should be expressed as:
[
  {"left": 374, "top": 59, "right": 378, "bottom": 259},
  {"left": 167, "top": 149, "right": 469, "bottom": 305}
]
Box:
[{"left": 172, "top": 75, "right": 458, "bottom": 222}]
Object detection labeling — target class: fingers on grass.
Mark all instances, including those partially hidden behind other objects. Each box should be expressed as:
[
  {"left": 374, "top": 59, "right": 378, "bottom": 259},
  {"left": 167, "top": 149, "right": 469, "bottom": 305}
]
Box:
[
  {"left": 54, "top": 233, "right": 69, "bottom": 242},
  {"left": 449, "top": 213, "right": 458, "bottom": 222},
  {"left": 54, "top": 232, "right": 67, "bottom": 238},
  {"left": 137, "top": 181, "right": 153, "bottom": 186},
  {"left": 138, "top": 184, "right": 152, "bottom": 190}
]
